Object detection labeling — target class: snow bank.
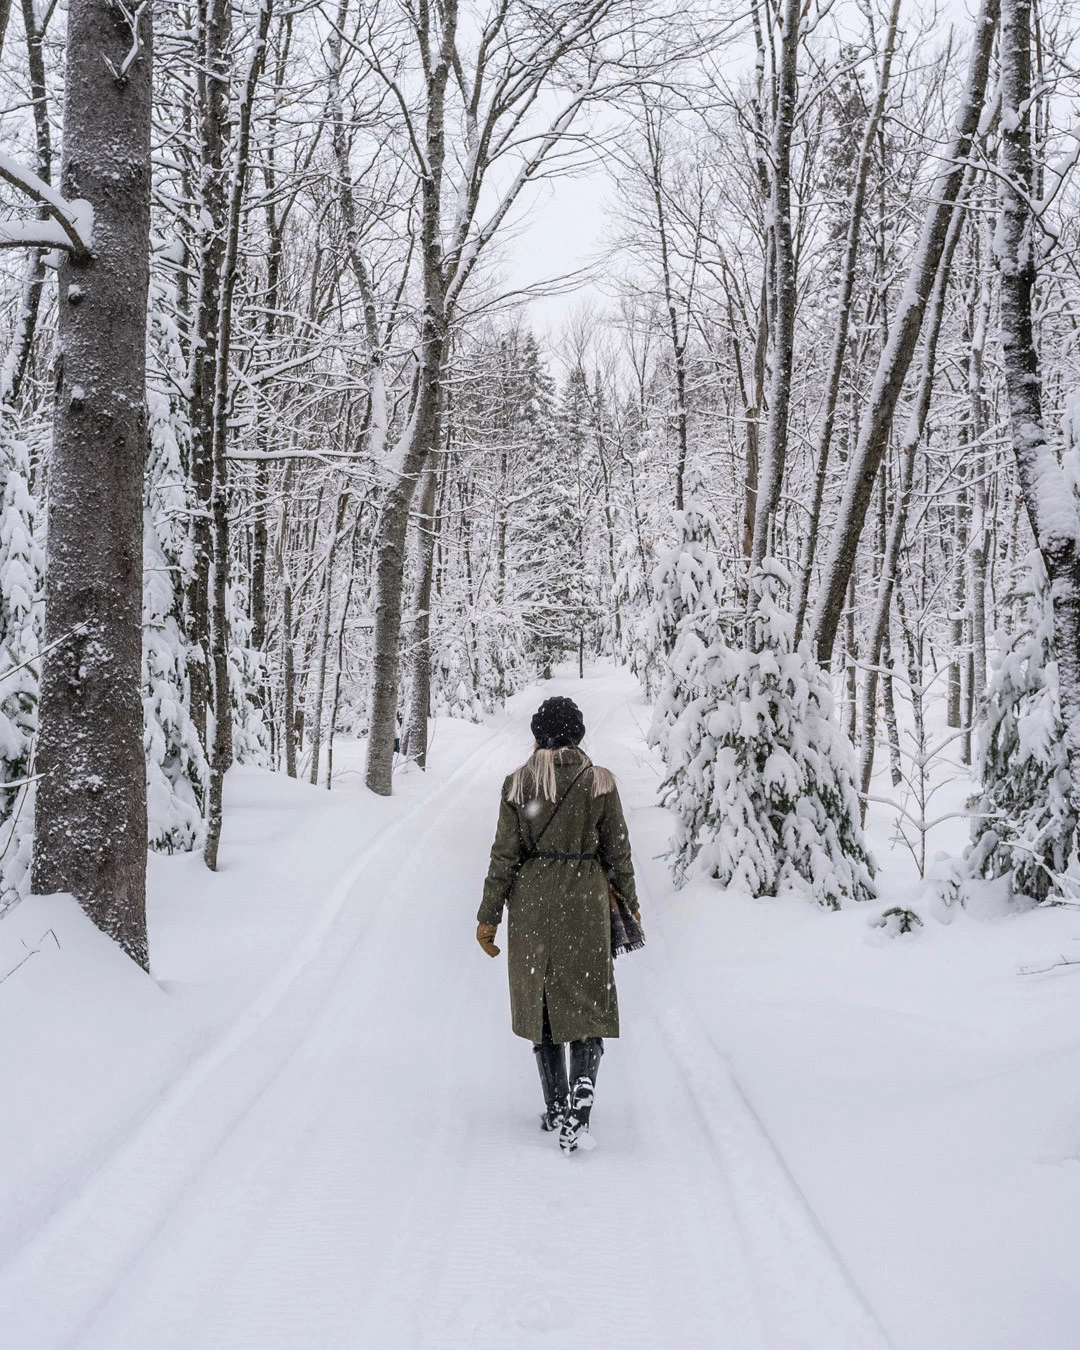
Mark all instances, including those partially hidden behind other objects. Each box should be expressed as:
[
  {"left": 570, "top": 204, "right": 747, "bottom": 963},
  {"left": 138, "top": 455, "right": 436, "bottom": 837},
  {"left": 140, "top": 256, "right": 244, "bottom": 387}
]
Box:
[
  {"left": 2, "top": 670, "right": 1079, "bottom": 1350},
  {"left": 0, "top": 892, "right": 186, "bottom": 1261},
  {"left": 0, "top": 718, "right": 496, "bottom": 1277},
  {"left": 656, "top": 873, "right": 1080, "bottom": 1350}
]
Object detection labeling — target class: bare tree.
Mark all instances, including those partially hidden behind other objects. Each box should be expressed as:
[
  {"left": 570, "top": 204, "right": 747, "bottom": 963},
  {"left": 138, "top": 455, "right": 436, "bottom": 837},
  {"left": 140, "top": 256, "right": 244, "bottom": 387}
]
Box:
[
  {"left": 359, "top": 0, "right": 661, "bottom": 794},
  {"left": 791, "top": 0, "right": 901, "bottom": 641},
  {"left": 811, "top": 0, "right": 998, "bottom": 666}
]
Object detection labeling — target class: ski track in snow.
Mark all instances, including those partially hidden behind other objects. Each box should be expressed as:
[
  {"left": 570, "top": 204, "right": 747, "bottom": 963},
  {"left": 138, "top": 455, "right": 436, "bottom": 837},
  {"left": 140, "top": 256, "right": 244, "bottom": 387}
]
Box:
[{"left": 0, "top": 676, "right": 894, "bottom": 1350}]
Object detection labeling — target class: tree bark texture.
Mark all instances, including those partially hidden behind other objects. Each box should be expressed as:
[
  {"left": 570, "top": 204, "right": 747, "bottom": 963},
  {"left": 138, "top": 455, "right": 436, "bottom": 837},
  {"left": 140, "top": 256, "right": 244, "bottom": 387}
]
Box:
[
  {"left": 364, "top": 0, "right": 455, "bottom": 796},
  {"left": 204, "top": 0, "right": 272, "bottom": 871},
  {"left": 186, "top": 0, "right": 231, "bottom": 750},
  {"left": 365, "top": 331, "right": 445, "bottom": 795},
  {"left": 997, "top": 0, "right": 1080, "bottom": 800},
  {"left": 32, "top": 0, "right": 153, "bottom": 967},
  {"left": 812, "top": 0, "right": 998, "bottom": 665},
  {"left": 749, "top": 0, "right": 800, "bottom": 576},
  {"left": 405, "top": 460, "right": 439, "bottom": 769},
  {"left": 308, "top": 491, "right": 349, "bottom": 786}
]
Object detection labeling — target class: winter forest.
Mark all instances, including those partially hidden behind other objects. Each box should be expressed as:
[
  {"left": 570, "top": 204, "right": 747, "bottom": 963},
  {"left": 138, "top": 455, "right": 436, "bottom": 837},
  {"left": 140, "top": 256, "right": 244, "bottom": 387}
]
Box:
[{"left": 1, "top": 0, "right": 1080, "bottom": 1346}]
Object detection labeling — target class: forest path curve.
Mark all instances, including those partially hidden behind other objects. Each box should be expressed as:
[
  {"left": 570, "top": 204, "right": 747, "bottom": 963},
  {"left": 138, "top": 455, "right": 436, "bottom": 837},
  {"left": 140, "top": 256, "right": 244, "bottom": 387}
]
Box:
[{"left": 0, "top": 668, "right": 893, "bottom": 1350}]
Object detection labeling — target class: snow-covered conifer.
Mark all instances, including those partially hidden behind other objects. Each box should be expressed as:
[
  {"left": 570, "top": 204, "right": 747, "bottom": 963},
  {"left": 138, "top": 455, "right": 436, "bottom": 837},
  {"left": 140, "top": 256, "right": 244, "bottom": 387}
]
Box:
[
  {"left": 144, "top": 287, "right": 208, "bottom": 851},
  {"left": 655, "top": 560, "right": 875, "bottom": 907},
  {"left": 228, "top": 580, "right": 271, "bottom": 766},
  {"left": 639, "top": 496, "right": 729, "bottom": 729},
  {"left": 966, "top": 554, "right": 1075, "bottom": 903},
  {"left": 0, "top": 409, "right": 43, "bottom": 909}
]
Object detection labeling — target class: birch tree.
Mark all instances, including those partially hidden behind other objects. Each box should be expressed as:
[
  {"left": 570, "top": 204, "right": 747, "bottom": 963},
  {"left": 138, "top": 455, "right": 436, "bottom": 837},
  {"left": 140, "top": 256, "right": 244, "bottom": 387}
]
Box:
[{"left": 995, "top": 0, "right": 1080, "bottom": 799}]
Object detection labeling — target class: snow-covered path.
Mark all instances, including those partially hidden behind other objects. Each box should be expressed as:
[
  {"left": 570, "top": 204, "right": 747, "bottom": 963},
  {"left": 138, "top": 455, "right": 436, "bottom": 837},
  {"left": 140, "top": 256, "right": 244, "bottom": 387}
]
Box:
[{"left": 0, "top": 671, "right": 892, "bottom": 1350}]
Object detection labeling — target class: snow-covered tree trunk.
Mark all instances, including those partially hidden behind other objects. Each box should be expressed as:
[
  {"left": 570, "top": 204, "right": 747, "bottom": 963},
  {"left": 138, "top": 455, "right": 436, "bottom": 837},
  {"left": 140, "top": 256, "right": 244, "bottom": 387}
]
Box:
[
  {"left": 203, "top": 0, "right": 272, "bottom": 870},
  {"left": 405, "top": 459, "right": 439, "bottom": 768},
  {"left": 749, "top": 0, "right": 800, "bottom": 575},
  {"left": 856, "top": 183, "right": 970, "bottom": 805},
  {"left": 364, "top": 0, "right": 454, "bottom": 796},
  {"left": 996, "top": 0, "right": 1080, "bottom": 799},
  {"left": 187, "top": 0, "right": 230, "bottom": 750},
  {"left": 366, "top": 327, "right": 446, "bottom": 795},
  {"left": 31, "top": 0, "right": 153, "bottom": 966},
  {"left": 1, "top": 0, "right": 53, "bottom": 408},
  {"left": 791, "top": 0, "right": 901, "bottom": 642},
  {"left": 636, "top": 93, "right": 691, "bottom": 511},
  {"left": 968, "top": 253, "right": 991, "bottom": 706},
  {"left": 308, "top": 491, "right": 348, "bottom": 786},
  {"left": 812, "top": 0, "right": 998, "bottom": 666}
]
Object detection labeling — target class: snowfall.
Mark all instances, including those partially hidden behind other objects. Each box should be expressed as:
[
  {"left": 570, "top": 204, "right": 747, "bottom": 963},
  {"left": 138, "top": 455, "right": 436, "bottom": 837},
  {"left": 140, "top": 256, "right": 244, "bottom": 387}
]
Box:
[{"left": 1, "top": 666, "right": 1078, "bottom": 1350}]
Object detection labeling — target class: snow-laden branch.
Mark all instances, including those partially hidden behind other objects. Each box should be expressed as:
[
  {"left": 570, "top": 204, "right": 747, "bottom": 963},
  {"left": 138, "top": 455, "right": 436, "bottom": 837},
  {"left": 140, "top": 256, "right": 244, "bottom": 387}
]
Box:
[{"left": 0, "top": 149, "right": 93, "bottom": 256}]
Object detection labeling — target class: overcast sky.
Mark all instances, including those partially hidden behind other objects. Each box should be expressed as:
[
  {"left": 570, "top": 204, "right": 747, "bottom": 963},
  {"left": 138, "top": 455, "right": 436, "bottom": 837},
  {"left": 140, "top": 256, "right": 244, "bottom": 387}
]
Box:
[{"left": 497, "top": 0, "right": 990, "bottom": 344}]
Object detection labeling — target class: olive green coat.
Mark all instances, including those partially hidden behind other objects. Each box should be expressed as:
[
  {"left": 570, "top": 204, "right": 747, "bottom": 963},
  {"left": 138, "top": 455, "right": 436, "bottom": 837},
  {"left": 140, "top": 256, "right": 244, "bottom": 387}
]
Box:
[{"left": 478, "top": 754, "right": 638, "bottom": 1044}]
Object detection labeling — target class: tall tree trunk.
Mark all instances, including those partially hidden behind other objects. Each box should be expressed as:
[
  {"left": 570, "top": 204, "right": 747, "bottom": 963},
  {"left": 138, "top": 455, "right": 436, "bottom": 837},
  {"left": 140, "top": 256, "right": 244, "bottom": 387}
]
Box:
[
  {"left": 639, "top": 96, "right": 690, "bottom": 511},
  {"left": 0, "top": 0, "right": 52, "bottom": 407},
  {"left": 405, "top": 460, "right": 439, "bottom": 768},
  {"left": 308, "top": 491, "right": 349, "bottom": 785},
  {"left": 997, "top": 0, "right": 1080, "bottom": 798},
  {"left": 366, "top": 339, "right": 445, "bottom": 795},
  {"left": 856, "top": 187, "right": 969, "bottom": 806},
  {"left": 365, "top": 0, "right": 455, "bottom": 796},
  {"left": 947, "top": 473, "right": 969, "bottom": 729},
  {"left": 792, "top": 0, "right": 901, "bottom": 642},
  {"left": 281, "top": 557, "right": 297, "bottom": 778},
  {"left": 812, "top": 0, "right": 999, "bottom": 665},
  {"left": 326, "top": 521, "right": 360, "bottom": 789},
  {"left": 203, "top": 0, "right": 273, "bottom": 871},
  {"left": 187, "top": 0, "right": 231, "bottom": 749},
  {"left": 749, "top": 0, "right": 800, "bottom": 575},
  {"left": 328, "top": 11, "right": 389, "bottom": 458},
  {"left": 741, "top": 278, "right": 767, "bottom": 562},
  {"left": 32, "top": 0, "right": 153, "bottom": 967},
  {"left": 968, "top": 228, "right": 992, "bottom": 707}
]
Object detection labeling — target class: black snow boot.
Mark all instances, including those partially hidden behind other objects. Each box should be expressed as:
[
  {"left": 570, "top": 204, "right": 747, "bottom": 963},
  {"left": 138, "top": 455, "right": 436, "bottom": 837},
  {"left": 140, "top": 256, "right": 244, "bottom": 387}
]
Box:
[
  {"left": 533, "top": 1038, "right": 569, "bottom": 1132},
  {"left": 559, "top": 1038, "right": 604, "bottom": 1154}
]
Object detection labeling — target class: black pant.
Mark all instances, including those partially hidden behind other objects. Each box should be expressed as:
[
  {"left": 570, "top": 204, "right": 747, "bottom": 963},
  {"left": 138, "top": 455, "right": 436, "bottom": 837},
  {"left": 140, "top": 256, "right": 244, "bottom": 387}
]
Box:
[{"left": 533, "top": 998, "right": 603, "bottom": 1111}]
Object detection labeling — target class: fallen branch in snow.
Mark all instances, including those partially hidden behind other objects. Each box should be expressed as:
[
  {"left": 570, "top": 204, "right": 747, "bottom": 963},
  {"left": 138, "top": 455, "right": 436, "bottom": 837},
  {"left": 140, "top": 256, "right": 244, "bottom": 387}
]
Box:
[
  {"left": 0, "top": 150, "right": 93, "bottom": 256},
  {"left": 1018, "top": 955, "right": 1080, "bottom": 976},
  {"left": 0, "top": 928, "right": 60, "bottom": 986}
]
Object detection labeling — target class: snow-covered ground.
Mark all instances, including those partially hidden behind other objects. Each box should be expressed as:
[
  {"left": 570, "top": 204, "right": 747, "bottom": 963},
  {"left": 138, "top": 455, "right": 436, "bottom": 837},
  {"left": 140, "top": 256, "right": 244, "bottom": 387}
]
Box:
[{"left": 1, "top": 666, "right": 1079, "bottom": 1349}]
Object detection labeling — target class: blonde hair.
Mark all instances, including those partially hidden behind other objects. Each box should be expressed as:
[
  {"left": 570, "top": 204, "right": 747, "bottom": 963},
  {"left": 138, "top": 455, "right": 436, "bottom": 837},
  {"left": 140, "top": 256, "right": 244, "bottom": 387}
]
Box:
[{"left": 507, "top": 744, "right": 615, "bottom": 805}]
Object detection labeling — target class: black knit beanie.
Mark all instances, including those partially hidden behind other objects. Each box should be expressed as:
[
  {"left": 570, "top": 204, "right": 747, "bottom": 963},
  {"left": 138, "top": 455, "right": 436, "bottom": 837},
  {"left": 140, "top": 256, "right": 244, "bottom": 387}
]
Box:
[{"left": 531, "top": 697, "right": 585, "bottom": 750}]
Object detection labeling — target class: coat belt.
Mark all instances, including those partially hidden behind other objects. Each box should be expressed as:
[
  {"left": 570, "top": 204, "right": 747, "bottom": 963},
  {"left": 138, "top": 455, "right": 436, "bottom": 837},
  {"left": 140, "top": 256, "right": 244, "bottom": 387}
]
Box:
[{"left": 530, "top": 850, "right": 599, "bottom": 862}]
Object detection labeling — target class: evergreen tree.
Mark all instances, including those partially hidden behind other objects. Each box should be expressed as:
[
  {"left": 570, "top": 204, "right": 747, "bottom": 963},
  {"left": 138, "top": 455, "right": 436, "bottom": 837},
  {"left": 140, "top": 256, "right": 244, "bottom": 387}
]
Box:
[
  {"left": 654, "top": 560, "right": 875, "bottom": 907},
  {"left": 966, "top": 554, "right": 1075, "bottom": 903},
  {"left": 0, "top": 408, "right": 44, "bottom": 910},
  {"left": 635, "top": 496, "right": 728, "bottom": 700},
  {"left": 513, "top": 364, "right": 585, "bottom": 677},
  {"left": 145, "top": 288, "right": 208, "bottom": 851},
  {"left": 227, "top": 579, "right": 272, "bottom": 766}
]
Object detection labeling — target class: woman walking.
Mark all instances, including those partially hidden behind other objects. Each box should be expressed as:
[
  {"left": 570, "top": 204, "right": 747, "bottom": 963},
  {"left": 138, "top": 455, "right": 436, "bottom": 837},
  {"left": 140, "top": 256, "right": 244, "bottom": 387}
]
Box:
[{"left": 476, "top": 697, "right": 640, "bottom": 1154}]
